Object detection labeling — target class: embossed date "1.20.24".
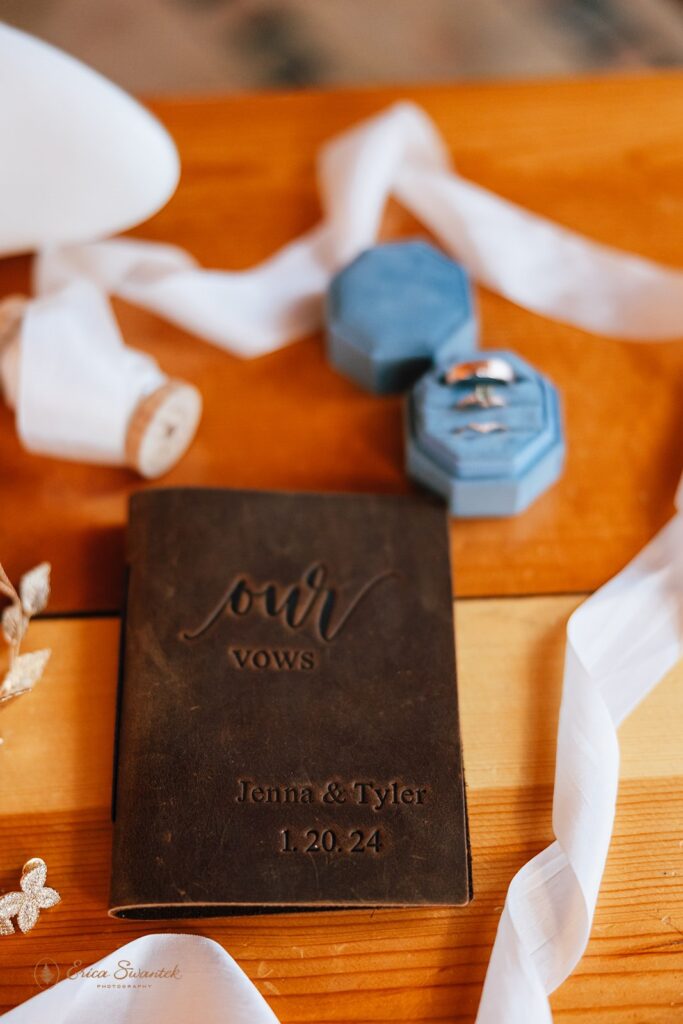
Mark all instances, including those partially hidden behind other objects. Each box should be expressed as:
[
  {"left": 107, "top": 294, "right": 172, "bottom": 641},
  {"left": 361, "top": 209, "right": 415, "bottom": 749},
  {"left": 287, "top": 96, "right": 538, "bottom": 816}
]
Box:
[{"left": 280, "top": 827, "right": 383, "bottom": 854}]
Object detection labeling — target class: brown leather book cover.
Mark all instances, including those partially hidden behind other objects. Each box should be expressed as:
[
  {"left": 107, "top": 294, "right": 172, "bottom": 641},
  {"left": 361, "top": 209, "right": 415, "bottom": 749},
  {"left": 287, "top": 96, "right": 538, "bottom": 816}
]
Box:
[{"left": 110, "top": 488, "right": 471, "bottom": 918}]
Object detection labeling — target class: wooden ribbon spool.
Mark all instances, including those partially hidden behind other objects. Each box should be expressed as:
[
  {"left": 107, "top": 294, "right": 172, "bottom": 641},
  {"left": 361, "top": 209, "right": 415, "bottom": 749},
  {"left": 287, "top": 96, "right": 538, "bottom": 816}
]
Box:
[{"left": 0, "top": 294, "right": 201, "bottom": 478}]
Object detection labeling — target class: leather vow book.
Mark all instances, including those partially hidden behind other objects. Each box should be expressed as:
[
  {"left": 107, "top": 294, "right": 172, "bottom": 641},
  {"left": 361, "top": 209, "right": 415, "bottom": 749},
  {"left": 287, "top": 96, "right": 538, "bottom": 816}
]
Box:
[{"left": 110, "top": 488, "right": 472, "bottom": 918}]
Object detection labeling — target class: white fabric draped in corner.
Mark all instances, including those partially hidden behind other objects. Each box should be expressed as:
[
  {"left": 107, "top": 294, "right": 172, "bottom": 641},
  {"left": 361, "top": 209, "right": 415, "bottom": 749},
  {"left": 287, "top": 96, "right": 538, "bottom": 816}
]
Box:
[{"left": 2, "top": 933, "right": 279, "bottom": 1023}]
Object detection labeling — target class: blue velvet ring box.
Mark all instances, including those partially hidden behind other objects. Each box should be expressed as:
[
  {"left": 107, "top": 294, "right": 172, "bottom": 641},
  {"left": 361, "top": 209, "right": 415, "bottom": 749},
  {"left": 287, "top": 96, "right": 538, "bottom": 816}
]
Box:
[
  {"left": 326, "top": 240, "right": 477, "bottom": 394},
  {"left": 324, "top": 239, "right": 564, "bottom": 517},
  {"left": 405, "top": 350, "right": 565, "bottom": 517}
]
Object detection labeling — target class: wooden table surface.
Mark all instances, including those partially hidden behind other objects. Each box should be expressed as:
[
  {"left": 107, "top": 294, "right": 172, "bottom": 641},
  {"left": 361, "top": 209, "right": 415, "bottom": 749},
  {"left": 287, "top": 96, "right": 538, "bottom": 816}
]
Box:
[
  {"left": 2, "top": 74, "right": 683, "bottom": 1021},
  {"left": 2, "top": 74, "right": 683, "bottom": 610}
]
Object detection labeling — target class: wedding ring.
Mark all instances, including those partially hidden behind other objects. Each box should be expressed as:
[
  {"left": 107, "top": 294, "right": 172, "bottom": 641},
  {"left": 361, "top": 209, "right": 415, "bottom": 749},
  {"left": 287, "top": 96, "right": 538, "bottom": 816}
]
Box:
[
  {"left": 452, "top": 421, "right": 508, "bottom": 436},
  {"left": 443, "top": 357, "right": 515, "bottom": 386},
  {"left": 455, "top": 385, "right": 506, "bottom": 410}
]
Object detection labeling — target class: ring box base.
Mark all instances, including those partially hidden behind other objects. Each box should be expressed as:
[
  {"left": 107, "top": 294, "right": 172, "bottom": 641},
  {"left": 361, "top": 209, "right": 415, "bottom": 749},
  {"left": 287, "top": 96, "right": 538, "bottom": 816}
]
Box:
[{"left": 405, "top": 351, "right": 565, "bottom": 517}]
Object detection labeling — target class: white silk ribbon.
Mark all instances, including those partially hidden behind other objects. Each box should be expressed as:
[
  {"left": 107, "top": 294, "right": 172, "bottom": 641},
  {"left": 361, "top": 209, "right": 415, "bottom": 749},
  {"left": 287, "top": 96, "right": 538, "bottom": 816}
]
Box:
[
  {"left": 34, "top": 100, "right": 683, "bottom": 357},
  {"left": 475, "top": 487, "right": 683, "bottom": 1022},
  {"left": 19, "top": 100, "right": 683, "bottom": 464},
  {"left": 18, "top": 281, "right": 167, "bottom": 463}
]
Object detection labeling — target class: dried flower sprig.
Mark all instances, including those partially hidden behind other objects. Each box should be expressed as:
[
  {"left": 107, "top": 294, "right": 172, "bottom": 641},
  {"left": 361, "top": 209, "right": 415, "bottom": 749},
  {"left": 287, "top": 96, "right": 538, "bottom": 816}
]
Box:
[{"left": 0, "top": 561, "right": 51, "bottom": 706}]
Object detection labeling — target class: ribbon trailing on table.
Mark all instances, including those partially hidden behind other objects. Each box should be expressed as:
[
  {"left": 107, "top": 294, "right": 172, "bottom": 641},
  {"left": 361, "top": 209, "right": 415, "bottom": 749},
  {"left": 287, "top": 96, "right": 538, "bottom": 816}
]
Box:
[
  {"left": 6, "top": 96, "right": 683, "bottom": 470},
  {"left": 475, "top": 476, "right": 683, "bottom": 1023}
]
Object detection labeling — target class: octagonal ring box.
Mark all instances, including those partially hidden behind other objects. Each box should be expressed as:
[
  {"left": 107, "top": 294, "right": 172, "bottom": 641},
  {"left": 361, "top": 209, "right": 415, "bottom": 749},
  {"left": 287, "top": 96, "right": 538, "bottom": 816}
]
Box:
[
  {"left": 406, "top": 350, "right": 564, "bottom": 518},
  {"left": 326, "top": 239, "right": 477, "bottom": 394}
]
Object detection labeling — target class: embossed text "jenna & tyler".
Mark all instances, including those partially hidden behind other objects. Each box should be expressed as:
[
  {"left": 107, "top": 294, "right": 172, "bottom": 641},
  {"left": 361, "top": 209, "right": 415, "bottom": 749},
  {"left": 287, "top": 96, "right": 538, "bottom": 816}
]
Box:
[{"left": 236, "top": 779, "right": 428, "bottom": 810}]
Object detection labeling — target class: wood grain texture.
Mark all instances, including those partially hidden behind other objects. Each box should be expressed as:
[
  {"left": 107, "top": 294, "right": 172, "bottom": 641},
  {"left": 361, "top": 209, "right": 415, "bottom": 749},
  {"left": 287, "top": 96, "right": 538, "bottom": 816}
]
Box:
[
  {"left": 2, "top": 75, "right": 683, "bottom": 611},
  {"left": 1, "top": 600, "right": 682, "bottom": 1020}
]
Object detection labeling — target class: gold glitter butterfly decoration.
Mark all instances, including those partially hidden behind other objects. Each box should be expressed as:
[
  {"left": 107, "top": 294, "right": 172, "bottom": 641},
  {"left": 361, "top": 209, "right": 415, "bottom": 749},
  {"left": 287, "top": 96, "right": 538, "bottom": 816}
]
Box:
[
  {"left": 0, "top": 561, "right": 51, "bottom": 707},
  {"left": 0, "top": 859, "right": 61, "bottom": 935}
]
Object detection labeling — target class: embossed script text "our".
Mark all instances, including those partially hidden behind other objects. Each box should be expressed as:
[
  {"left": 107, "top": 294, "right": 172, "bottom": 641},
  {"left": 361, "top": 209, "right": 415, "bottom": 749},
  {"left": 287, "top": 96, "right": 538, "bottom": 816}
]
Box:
[{"left": 181, "top": 562, "right": 395, "bottom": 644}]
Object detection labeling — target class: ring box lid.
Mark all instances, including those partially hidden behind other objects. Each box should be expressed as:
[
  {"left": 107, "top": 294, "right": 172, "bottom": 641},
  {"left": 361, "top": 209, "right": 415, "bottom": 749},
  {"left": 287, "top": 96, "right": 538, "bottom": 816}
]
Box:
[{"left": 326, "top": 240, "right": 477, "bottom": 394}]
